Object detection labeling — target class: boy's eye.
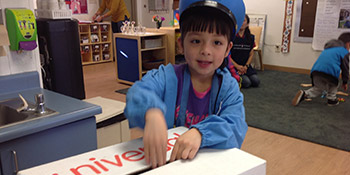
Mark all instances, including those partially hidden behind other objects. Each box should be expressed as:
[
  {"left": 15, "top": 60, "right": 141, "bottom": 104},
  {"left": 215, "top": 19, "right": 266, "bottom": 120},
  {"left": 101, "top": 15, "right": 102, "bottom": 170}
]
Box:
[
  {"left": 191, "top": 39, "right": 200, "bottom": 44},
  {"left": 214, "top": 41, "right": 222, "bottom": 45}
]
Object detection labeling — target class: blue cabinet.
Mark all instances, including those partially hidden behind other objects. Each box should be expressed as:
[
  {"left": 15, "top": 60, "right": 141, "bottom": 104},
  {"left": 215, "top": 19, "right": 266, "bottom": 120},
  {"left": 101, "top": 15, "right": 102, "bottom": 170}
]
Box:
[
  {"left": 114, "top": 33, "right": 167, "bottom": 85},
  {"left": 116, "top": 37, "right": 140, "bottom": 83},
  {"left": 0, "top": 117, "right": 97, "bottom": 175}
]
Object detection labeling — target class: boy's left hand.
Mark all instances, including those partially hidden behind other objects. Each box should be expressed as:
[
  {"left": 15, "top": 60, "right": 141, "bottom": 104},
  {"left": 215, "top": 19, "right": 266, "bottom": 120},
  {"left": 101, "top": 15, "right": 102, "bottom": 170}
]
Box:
[{"left": 170, "top": 128, "right": 202, "bottom": 162}]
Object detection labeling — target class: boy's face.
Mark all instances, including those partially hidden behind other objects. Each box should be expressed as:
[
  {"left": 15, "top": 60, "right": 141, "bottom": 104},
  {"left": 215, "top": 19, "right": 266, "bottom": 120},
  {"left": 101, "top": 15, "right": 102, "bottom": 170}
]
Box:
[
  {"left": 345, "top": 42, "right": 350, "bottom": 51},
  {"left": 178, "top": 30, "right": 232, "bottom": 78}
]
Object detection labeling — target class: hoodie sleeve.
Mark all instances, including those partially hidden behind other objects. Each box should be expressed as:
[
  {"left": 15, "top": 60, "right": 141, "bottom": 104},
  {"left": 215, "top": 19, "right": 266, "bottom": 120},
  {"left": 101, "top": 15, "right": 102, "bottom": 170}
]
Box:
[
  {"left": 190, "top": 76, "right": 248, "bottom": 149},
  {"left": 341, "top": 53, "right": 350, "bottom": 84},
  {"left": 124, "top": 65, "right": 168, "bottom": 129}
]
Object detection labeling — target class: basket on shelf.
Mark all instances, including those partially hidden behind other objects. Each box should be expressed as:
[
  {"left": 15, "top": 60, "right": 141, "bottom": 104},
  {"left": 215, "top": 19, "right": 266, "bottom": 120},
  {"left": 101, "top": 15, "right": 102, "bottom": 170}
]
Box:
[{"left": 36, "top": 9, "right": 72, "bottom": 19}]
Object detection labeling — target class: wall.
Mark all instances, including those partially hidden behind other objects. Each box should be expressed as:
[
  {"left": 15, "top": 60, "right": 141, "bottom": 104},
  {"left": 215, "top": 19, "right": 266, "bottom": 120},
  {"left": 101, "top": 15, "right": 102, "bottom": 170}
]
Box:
[
  {"left": 0, "top": 0, "right": 322, "bottom": 79},
  {"left": 244, "top": 0, "right": 321, "bottom": 70},
  {"left": 134, "top": 0, "right": 173, "bottom": 28},
  {"left": 0, "top": 0, "right": 41, "bottom": 79}
]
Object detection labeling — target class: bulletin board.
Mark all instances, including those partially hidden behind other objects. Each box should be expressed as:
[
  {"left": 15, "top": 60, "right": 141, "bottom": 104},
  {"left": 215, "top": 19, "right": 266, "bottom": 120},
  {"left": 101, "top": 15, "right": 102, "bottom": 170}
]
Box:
[
  {"left": 312, "top": 0, "right": 350, "bottom": 51},
  {"left": 247, "top": 13, "right": 267, "bottom": 49}
]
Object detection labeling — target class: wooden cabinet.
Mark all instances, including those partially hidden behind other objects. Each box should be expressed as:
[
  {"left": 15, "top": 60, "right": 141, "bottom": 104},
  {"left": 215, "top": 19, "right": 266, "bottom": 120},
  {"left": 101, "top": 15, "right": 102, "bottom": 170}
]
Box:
[
  {"left": 147, "top": 26, "right": 182, "bottom": 64},
  {"left": 78, "top": 22, "right": 113, "bottom": 65},
  {"left": 114, "top": 33, "right": 167, "bottom": 85}
]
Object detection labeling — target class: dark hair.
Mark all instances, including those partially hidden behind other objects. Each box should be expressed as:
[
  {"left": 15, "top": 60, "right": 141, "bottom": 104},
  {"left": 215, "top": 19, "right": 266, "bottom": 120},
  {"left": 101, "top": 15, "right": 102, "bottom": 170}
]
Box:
[
  {"left": 180, "top": 6, "right": 234, "bottom": 43},
  {"left": 180, "top": 7, "right": 234, "bottom": 70},
  {"left": 338, "top": 32, "right": 350, "bottom": 44},
  {"left": 242, "top": 14, "right": 254, "bottom": 45}
]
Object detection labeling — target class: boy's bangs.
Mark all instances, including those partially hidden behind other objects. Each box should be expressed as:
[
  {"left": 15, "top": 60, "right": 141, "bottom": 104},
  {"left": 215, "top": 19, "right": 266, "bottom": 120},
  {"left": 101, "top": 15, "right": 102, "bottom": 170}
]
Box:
[{"left": 180, "top": 7, "right": 233, "bottom": 41}]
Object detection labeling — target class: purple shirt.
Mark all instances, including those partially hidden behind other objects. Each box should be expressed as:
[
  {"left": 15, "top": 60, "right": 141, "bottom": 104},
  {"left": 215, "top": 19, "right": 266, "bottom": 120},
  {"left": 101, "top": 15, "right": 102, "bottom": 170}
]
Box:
[{"left": 174, "top": 64, "right": 210, "bottom": 127}]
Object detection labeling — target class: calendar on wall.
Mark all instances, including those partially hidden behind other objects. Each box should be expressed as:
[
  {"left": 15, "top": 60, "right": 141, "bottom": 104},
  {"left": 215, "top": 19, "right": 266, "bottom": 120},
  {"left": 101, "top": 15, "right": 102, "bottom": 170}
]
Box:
[{"left": 312, "top": 0, "right": 350, "bottom": 51}]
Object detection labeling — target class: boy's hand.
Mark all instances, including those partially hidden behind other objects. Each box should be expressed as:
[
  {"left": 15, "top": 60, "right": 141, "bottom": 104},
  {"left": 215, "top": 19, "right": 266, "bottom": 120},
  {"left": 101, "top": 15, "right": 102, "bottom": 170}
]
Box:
[
  {"left": 144, "top": 108, "right": 168, "bottom": 168},
  {"left": 343, "top": 83, "right": 348, "bottom": 91},
  {"left": 170, "top": 128, "right": 202, "bottom": 162}
]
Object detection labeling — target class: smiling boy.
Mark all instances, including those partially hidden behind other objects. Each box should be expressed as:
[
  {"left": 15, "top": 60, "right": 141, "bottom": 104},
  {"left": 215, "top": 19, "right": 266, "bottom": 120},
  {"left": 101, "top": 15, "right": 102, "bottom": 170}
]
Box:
[{"left": 125, "top": 0, "right": 248, "bottom": 168}]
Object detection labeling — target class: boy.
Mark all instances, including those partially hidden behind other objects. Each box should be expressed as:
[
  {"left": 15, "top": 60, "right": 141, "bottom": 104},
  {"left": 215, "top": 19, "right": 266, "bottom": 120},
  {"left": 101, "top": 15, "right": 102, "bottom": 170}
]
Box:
[
  {"left": 125, "top": 0, "right": 248, "bottom": 168},
  {"left": 292, "top": 32, "right": 350, "bottom": 106}
]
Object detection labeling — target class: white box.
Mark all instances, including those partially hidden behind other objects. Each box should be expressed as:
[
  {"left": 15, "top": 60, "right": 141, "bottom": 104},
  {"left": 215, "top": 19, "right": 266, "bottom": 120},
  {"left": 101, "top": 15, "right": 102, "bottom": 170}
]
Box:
[
  {"left": 19, "top": 127, "right": 266, "bottom": 175},
  {"left": 36, "top": 9, "right": 72, "bottom": 19},
  {"left": 142, "top": 38, "right": 162, "bottom": 49}
]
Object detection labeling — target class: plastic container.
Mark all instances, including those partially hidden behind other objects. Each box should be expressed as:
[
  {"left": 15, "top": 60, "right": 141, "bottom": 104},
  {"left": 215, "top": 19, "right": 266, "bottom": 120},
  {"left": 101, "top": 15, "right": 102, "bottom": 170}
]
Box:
[{"left": 36, "top": 9, "right": 72, "bottom": 19}]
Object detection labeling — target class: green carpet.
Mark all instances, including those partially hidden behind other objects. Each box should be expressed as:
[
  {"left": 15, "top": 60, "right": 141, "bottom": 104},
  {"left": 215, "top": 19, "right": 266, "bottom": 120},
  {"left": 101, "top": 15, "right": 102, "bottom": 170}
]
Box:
[{"left": 241, "top": 70, "right": 350, "bottom": 151}]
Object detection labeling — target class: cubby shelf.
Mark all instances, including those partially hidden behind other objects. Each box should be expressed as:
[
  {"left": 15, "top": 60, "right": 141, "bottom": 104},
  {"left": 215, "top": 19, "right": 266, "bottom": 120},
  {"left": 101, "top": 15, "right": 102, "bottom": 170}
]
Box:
[{"left": 78, "top": 22, "right": 113, "bottom": 65}]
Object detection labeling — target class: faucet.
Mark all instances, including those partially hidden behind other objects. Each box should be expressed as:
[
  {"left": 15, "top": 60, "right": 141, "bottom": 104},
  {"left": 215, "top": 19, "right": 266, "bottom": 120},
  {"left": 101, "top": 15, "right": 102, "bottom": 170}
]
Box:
[
  {"left": 18, "top": 93, "right": 47, "bottom": 114},
  {"left": 35, "top": 94, "right": 46, "bottom": 114}
]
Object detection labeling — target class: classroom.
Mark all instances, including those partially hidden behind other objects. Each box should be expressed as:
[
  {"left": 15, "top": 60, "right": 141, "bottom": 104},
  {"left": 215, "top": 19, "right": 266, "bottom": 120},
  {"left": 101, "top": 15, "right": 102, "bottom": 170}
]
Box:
[{"left": 0, "top": 0, "right": 349, "bottom": 174}]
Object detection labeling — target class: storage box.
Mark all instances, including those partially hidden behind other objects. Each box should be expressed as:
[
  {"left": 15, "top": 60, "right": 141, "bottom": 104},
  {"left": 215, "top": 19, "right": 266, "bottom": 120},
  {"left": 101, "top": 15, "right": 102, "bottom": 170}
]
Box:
[
  {"left": 142, "top": 38, "right": 162, "bottom": 49},
  {"left": 36, "top": 9, "right": 72, "bottom": 19}
]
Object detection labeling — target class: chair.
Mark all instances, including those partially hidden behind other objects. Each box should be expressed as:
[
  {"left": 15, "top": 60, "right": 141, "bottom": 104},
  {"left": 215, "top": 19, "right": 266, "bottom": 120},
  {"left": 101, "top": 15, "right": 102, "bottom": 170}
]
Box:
[{"left": 249, "top": 26, "right": 264, "bottom": 71}]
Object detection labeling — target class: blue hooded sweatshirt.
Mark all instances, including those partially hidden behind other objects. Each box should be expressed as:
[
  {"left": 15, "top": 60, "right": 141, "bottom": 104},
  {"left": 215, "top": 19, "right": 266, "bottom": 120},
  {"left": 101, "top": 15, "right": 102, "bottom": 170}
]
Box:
[
  {"left": 125, "top": 64, "right": 248, "bottom": 149},
  {"left": 311, "top": 39, "right": 349, "bottom": 85}
]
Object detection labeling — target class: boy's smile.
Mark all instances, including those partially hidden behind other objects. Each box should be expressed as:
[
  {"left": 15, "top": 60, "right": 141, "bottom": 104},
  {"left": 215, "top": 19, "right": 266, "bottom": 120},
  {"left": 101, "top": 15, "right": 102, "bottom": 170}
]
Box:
[{"left": 178, "top": 30, "right": 232, "bottom": 79}]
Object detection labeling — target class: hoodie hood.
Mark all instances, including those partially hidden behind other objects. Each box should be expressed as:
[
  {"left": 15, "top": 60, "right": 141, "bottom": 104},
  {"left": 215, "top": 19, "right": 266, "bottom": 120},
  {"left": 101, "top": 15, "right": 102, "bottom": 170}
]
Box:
[{"left": 324, "top": 39, "right": 345, "bottom": 49}]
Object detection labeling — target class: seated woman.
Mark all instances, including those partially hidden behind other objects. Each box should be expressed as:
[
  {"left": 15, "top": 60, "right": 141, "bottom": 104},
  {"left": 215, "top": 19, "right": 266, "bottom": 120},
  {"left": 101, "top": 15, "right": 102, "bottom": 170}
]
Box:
[{"left": 230, "top": 14, "right": 260, "bottom": 88}]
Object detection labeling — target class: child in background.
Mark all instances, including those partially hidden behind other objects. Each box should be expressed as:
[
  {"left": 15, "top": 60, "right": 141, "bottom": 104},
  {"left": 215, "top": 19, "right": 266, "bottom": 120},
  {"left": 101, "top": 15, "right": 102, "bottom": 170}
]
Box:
[
  {"left": 125, "top": 0, "right": 248, "bottom": 168},
  {"left": 292, "top": 32, "right": 350, "bottom": 106},
  {"left": 230, "top": 15, "right": 260, "bottom": 88}
]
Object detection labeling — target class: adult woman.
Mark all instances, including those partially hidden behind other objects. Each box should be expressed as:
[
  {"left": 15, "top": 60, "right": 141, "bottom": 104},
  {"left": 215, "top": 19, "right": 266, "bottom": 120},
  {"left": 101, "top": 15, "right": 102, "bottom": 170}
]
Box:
[
  {"left": 92, "top": 0, "right": 130, "bottom": 33},
  {"left": 230, "top": 15, "right": 260, "bottom": 88}
]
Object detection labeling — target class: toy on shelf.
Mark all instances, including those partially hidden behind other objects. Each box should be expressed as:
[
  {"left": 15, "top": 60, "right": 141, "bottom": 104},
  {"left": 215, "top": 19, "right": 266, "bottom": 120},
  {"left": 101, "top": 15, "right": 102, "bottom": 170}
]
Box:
[{"left": 120, "top": 20, "right": 146, "bottom": 35}]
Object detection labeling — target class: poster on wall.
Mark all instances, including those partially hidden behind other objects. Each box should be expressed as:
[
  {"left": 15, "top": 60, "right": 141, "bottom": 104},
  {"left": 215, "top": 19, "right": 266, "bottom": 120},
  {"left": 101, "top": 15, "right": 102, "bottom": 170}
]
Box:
[
  {"left": 65, "top": 0, "right": 88, "bottom": 14},
  {"left": 312, "top": 0, "right": 350, "bottom": 51}
]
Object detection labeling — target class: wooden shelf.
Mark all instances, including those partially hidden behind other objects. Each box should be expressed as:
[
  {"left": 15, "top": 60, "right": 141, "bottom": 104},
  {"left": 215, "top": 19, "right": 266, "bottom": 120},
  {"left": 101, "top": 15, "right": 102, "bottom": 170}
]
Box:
[
  {"left": 78, "top": 22, "right": 113, "bottom": 65},
  {"left": 140, "top": 46, "right": 166, "bottom": 51},
  {"left": 82, "top": 59, "right": 113, "bottom": 65}
]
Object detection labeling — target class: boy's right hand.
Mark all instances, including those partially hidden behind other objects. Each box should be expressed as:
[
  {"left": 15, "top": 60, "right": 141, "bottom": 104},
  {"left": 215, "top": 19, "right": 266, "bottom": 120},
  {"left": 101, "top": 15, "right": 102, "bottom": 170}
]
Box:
[{"left": 144, "top": 108, "right": 168, "bottom": 168}]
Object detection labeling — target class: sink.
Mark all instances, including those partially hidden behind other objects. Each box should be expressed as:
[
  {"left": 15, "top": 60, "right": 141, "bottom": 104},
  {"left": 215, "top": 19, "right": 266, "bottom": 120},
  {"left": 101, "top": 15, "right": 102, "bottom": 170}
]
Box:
[
  {"left": 0, "top": 105, "right": 28, "bottom": 126},
  {"left": 0, "top": 97, "right": 58, "bottom": 128}
]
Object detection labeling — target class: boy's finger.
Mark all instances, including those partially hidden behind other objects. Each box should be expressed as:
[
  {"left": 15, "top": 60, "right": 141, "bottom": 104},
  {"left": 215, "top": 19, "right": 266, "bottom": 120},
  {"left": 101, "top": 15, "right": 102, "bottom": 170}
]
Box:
[
  {"left": 176, "top": 145, "right": 185, "bottom": 160},
  {"left": 170, "top": 143, "right": 179, "bottom": 162},
  {"left": 181, "top": 147, "right": 191, "bottom": 159},
  {"left": 144, "top": 142, "right": 150, "bottom": 165},
  {"left": 150, "top": 146, "right": 157, "bottom": 168},
  {"left": 156, "top": 143, "right": 165, "bottom": 166},
  {"left": 188, "top": 148, "right": 198, "bottom": 159},
  {"left": 162, "top": 141, "right": 167, "bottom": 164}
]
